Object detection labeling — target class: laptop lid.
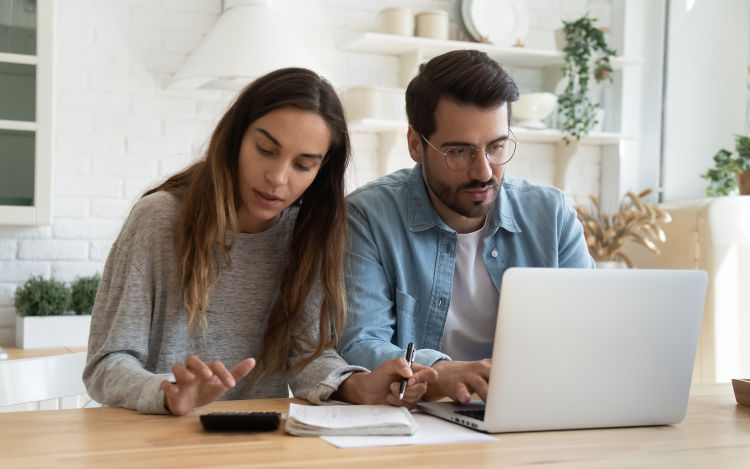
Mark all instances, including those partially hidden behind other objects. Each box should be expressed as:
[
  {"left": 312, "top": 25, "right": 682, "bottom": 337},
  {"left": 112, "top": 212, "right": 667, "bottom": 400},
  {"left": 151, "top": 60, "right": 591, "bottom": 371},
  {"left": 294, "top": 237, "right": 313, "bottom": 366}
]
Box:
[{"left": 478, "top": 267, "right": 707, "bottom": 433}]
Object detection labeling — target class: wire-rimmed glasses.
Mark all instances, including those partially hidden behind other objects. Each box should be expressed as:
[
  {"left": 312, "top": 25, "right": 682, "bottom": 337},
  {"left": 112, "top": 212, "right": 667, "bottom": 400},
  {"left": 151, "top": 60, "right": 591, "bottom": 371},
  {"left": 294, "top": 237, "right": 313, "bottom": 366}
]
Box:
[{"left": 421, "top": 129, "right": 518, "bottom": 171}]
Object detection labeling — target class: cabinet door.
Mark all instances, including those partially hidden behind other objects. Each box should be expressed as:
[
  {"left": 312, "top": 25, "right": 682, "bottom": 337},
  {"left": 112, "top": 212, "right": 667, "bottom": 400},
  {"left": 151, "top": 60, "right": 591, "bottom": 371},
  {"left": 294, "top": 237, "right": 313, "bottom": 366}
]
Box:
[{"left": 0, "top": 0, "right": 52, "bottom": 225}]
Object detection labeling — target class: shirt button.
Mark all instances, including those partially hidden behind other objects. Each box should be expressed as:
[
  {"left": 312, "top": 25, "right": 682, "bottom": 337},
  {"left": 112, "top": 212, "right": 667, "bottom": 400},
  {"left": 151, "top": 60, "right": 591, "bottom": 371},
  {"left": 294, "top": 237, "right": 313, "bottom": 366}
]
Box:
[
  {"left": 438, "top": 300, "right": 443, "bottom": 307},
  {"left": 491, "top": 250, "right": 498, "bottom": 258}
]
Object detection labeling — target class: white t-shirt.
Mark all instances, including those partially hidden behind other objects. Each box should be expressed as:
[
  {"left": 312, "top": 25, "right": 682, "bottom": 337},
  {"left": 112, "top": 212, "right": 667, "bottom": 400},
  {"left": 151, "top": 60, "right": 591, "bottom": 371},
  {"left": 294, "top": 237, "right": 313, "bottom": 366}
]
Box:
[{"left": 440, "top": 227, "right": 500, "bottom": 361}]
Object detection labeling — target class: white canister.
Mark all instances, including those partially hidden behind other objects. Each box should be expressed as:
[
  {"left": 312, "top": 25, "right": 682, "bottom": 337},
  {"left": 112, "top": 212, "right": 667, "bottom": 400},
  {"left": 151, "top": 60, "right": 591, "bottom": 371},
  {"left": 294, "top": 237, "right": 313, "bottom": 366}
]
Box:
[
  {"left": 376, "top": 7, "right": 414, "bottom": 36},
  {"left": 415, "top": 9, "right": 449, "bottom": 40}
]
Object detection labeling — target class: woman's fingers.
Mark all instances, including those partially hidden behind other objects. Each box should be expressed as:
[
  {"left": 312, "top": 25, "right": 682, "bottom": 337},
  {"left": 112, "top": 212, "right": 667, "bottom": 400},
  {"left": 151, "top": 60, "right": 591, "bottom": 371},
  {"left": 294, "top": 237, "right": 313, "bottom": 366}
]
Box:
[
  {"left": 207, "top": 360, "right": 235, "bottom": 388},
  {"left": 185, "top": 354, "right": 213, "bottom": 381},
  {"left": 160, "top": 379, "right": 179, "bottom": 396},
  {"left": 231, "top": 358, "right": 256, "bottom": 380},
  {"left": 171, "top": 363, "right": 196, "bottom": 384}
]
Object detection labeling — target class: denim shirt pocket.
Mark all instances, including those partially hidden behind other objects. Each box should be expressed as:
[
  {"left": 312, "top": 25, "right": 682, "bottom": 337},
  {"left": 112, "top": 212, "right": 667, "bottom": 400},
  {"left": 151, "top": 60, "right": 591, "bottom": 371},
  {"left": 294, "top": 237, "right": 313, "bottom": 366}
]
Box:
[{"left": 394, "top": 289, "right": 419, "bottom": 347}]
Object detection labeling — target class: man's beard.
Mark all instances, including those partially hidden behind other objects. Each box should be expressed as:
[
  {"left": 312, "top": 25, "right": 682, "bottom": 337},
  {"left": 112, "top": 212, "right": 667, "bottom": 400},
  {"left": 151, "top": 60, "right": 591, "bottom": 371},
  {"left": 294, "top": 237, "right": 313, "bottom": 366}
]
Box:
[{"left": 422, "top": 157, "right": 500, "bottom": 219}]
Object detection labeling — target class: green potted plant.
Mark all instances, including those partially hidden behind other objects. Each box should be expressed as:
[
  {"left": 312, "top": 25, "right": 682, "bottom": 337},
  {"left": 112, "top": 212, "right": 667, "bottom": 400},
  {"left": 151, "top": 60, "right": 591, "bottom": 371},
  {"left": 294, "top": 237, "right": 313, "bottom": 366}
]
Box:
[
  {"left": 71, "top": 273, "right": 101, "bottom": 315},
  {"left": 701, "top": 134, "right": 750, "bottom": 196},
  {"left": 556, "top": 15, "right": 617, "bottom": 144},
  {"left": 14, "top": 275, "right": 95, "bottom": 349}
]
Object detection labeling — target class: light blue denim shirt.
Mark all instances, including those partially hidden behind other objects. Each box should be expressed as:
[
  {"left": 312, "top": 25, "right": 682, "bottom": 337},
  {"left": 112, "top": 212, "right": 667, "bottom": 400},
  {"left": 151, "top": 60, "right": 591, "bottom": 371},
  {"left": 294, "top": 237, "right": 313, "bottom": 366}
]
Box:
[{"left": 339, "top": 165, "right": 594, "bottom": 370}]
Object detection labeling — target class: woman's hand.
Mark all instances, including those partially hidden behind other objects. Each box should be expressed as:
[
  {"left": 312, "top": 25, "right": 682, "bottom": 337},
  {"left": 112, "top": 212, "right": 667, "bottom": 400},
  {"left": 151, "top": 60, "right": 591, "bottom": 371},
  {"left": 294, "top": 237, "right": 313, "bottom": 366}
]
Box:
[
  {"left": 335, "top": 358, "right": 438, "bottom": 409},
  {"left": 160, "top": 354, "right": 256, "bottom": 416}
]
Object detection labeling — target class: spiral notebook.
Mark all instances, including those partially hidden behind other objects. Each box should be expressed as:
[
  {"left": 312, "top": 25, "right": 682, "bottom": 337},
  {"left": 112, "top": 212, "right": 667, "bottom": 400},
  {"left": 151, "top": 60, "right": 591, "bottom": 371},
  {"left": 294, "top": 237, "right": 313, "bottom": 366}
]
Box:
[{"left": 284, "top": 403, "right": 417, "bottom": 436}]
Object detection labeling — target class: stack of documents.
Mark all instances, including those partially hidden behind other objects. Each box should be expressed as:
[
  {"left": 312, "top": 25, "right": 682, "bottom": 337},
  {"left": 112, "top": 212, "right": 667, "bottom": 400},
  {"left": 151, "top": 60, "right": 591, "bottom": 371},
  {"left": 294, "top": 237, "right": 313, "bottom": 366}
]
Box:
[{"left": 285, "top": 403, "right": 417, "bottom": 436}]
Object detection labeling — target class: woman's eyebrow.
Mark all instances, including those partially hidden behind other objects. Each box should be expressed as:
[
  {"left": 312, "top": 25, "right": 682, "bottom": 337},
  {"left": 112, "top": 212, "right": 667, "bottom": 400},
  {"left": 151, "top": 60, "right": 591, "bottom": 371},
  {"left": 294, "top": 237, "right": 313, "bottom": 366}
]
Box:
[
  {"left": 253, "top": 127, "right": 323, "bottom": 160},
  {"left": 254, "top": 128, "right": 281, "bottom": 147}
]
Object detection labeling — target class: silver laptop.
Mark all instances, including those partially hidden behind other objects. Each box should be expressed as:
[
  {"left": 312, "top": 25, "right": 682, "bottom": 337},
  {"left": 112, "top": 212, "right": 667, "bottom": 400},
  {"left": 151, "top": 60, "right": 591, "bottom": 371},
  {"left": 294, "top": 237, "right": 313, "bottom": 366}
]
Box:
[{"left": 419, "top": 267, "right": 707, "bottom": 433}]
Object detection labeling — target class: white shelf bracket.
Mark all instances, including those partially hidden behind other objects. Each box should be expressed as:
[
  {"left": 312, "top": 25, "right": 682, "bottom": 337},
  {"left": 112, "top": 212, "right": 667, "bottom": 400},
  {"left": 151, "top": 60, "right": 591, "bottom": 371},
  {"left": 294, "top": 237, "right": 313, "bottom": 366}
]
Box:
[
  {"left": 554, "top": 140, "right": 580, "bottom": 190},
  {"left": 377, "top": 129, "right": 408, "bottom": 177},
  {"left": 398, "top": 49, "right": 424, "bottom": 88}
]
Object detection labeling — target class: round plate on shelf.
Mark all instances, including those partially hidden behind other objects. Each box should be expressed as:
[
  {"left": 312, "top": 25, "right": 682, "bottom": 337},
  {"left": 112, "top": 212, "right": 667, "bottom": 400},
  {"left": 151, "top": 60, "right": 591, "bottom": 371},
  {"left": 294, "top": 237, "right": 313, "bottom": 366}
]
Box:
[
  {"left": 460, "top": 0, "right": 481, "bottom": 42},
  {"left": 461, "top": 0, "right": 530, "bottom": 46}
]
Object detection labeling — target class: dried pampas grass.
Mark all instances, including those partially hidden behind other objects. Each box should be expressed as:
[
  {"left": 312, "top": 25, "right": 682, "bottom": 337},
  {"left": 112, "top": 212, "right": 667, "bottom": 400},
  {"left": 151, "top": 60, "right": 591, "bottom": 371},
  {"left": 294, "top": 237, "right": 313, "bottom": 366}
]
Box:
[{"left": 575, "top": 189, "right": 672, "bottom": 267}]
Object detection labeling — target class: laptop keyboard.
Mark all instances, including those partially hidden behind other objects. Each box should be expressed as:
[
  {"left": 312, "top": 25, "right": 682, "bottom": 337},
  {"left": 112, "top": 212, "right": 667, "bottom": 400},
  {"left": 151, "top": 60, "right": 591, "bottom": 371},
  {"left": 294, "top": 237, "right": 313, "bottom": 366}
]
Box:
[{"left": 455, "top": 409, "right": 485, "bottom": 421}]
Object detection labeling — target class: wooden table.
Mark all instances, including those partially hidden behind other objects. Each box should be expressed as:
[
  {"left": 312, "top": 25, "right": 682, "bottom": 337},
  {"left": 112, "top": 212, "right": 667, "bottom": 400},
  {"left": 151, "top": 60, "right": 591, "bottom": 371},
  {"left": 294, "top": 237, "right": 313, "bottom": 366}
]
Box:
[{"left": 1, "top": 384, "right": 748, "bottom": 468}]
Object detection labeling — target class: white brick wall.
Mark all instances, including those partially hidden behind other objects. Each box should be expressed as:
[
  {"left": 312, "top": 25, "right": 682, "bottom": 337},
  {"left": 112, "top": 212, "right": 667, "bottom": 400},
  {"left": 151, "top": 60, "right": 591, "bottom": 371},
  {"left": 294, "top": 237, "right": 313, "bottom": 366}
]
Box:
[{"left": 0, "top": 0, "right": 594, "bottom": 343}]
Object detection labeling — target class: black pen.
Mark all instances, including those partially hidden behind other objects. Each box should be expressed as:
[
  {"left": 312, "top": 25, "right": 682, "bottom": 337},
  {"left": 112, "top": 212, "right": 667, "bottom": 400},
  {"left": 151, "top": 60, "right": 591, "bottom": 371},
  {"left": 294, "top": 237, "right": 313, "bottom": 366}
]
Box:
[{"left": 399, "top": 342, "right": 415, "bottom": 400}]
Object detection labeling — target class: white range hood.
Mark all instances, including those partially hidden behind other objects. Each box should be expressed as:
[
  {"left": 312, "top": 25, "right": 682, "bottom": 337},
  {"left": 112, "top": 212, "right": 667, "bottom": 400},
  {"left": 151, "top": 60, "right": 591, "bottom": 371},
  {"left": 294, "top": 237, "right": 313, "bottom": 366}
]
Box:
[{"left": 169, "top": 0, "right": 324, "bottom": 90}]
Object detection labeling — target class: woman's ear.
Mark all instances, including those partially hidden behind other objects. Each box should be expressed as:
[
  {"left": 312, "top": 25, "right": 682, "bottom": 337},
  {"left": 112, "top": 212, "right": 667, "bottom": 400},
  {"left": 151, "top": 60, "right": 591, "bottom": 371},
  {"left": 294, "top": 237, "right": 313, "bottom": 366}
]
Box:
[{"left": 407, "top": 126, "right": 423, "bottom": 164}]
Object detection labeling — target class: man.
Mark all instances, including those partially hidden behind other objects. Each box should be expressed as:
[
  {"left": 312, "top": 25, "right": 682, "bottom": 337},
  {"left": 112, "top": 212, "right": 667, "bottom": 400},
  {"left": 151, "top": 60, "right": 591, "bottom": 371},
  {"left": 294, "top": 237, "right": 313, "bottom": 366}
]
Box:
[{"left": 339, "top": 50, "right": 594, "bottom": 404}]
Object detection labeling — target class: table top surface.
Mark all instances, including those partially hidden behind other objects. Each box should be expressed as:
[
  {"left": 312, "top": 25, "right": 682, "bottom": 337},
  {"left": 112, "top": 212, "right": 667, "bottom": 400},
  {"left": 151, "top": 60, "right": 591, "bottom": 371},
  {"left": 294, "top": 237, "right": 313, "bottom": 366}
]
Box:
[
  {"left": 2, "top": 383, "right": 748, "bottom": 468},
  {"left": 0, "top": 344, "right": 87, "bottom": 360}
]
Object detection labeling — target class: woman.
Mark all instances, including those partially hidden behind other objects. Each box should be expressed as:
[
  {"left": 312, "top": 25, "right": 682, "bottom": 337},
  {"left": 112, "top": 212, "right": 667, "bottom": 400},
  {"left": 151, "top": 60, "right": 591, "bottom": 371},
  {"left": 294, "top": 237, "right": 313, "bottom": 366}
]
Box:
[{"left": 83, "top": 68, "right": 435, "bottom": 415}]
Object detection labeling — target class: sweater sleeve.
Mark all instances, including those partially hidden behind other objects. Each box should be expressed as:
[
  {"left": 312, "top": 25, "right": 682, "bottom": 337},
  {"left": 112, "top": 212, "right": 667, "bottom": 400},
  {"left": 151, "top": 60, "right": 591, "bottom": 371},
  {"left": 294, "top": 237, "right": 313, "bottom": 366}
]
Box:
[
  {"left": 286, "top": 281, "right": 368, "bottom": 404},
  {"left": 82, "top": 206, "right": 173, "bottom": 414}
]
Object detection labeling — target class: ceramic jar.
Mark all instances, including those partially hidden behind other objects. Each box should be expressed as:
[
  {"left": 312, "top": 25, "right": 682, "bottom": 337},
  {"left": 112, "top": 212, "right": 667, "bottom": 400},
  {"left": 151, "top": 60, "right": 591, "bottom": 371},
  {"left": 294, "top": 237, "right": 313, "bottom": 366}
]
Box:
[
  {"left": 415, "top": 9, "right": 449, "bottom": 40},
  {"left": 377, "top": 7, "right": 414, "bottom": 36}
]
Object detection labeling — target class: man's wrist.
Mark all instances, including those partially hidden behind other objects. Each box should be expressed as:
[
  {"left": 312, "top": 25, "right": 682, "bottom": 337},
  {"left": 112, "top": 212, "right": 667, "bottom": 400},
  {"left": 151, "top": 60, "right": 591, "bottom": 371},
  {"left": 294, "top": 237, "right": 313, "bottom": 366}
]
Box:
[
  {"left": 333, "top": 371, "right": 369, "bottom": 404},
  {"left": 431, "top": 358, "right": 449, "bottom": 369}
]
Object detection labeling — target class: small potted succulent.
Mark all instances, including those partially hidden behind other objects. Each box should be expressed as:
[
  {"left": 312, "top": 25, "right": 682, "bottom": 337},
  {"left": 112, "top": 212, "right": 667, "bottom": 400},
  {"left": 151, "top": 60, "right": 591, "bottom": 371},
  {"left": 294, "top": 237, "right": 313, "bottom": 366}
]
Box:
[
  {"left": 14, "top": 274, "right": 99, "bottom": 349},
  {"left": 701, "top": 134, "right": 750, "bottom": 197}
]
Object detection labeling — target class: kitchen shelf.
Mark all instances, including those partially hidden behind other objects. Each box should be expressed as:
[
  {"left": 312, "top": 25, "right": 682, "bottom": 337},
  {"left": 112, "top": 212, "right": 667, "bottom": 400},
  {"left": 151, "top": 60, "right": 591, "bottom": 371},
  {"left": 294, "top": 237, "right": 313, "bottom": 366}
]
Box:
[
  {"left": 512, "top": 128, "right": 636, "bottom": 145},
  {"left": 339, "top": 32, "right": 641, "bottom": 69},
  {"left": 348, "top": 118, "right": 637, "bottom": 190},
  {"left": 348, "top": 118, "right": 406, "bottom": 133},
  {"left": 340, "top": 31, "right": 642, "bottom": 191},
  {"left": 348, "top": 118, "right": 635, "bottom": 145}
]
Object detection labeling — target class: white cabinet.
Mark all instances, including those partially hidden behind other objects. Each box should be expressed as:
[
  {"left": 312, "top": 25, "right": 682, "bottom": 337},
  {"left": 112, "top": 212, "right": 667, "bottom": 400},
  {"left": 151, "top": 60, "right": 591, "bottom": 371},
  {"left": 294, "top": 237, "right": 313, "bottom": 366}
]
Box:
[
  {"left": 0, "top": 0, "right": 54, "bottom": 225},
  {"left": 339, "top": 31, "right": 640, "bottom": 191}
]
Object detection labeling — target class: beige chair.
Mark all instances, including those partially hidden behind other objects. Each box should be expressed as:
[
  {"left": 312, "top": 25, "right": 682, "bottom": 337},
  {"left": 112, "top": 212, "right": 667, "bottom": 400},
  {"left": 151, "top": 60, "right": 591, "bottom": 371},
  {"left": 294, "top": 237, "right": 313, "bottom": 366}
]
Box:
[
  {"left": 0, "top": 352, "right": 96, "bottom": 412},
  {"left": 622, "top": 197, "right": 750, "bottom": 383}
]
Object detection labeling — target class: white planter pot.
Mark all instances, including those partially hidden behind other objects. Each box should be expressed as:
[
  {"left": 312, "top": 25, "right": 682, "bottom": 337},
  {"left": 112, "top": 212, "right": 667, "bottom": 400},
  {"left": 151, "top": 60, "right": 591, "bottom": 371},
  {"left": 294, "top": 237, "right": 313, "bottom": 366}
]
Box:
[{"left": 16, "top": 315, "right": 92, "bottom": 349}]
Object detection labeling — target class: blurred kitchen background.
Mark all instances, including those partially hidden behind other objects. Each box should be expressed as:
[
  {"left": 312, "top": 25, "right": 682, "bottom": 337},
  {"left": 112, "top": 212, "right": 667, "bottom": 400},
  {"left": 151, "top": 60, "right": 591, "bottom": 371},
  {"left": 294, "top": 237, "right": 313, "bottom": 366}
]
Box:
[{"left": 0, "top": 0, "right": 748, "bottom": 382}]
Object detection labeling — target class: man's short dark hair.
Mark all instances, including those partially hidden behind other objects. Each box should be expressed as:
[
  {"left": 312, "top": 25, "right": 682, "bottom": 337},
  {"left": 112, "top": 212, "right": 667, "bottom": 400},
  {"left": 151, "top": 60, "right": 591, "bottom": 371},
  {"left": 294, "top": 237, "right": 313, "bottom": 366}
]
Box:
[{"left": 405, "top": 50, "right": 519, "bottom": 140}]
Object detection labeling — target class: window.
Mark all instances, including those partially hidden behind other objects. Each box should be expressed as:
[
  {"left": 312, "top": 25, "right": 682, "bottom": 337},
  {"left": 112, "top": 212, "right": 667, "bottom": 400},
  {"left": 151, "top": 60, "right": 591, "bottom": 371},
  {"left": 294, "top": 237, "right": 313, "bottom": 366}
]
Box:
[{"left": 0, "top": 0, "right": 52, "bottom": 225}]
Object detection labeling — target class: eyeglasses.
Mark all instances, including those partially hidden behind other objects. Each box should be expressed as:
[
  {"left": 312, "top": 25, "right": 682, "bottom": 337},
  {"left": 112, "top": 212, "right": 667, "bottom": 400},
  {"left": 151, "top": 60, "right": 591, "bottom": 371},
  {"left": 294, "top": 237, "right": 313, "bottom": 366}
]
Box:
[{"left": 421, "top": 129, "right": 518, "bottom": 171}]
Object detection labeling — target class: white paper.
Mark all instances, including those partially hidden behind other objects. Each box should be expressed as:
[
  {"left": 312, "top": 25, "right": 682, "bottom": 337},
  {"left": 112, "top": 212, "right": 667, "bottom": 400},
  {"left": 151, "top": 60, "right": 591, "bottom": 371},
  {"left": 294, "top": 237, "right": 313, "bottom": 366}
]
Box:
[{"left": 321, "top": 413, "right": 499, "bottom": 448}]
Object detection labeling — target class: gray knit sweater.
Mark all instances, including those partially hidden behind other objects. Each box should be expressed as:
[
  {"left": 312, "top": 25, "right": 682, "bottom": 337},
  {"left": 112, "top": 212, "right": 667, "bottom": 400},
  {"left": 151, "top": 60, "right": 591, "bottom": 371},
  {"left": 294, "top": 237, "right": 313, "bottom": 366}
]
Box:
[{"left": 83, "top": 191, "right": 365, "bottom": 414}]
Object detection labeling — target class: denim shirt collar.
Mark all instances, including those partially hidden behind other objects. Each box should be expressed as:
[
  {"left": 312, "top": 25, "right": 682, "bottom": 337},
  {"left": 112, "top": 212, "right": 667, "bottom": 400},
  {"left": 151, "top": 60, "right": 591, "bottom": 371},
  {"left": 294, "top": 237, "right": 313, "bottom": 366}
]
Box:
[{"left": 406, "top": 164, "right": 522, "bottom": 235}]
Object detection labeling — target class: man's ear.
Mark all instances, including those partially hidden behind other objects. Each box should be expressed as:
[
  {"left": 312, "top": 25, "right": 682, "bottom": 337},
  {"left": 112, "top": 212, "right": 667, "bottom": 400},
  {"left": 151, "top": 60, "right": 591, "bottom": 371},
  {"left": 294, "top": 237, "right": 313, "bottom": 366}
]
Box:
[{"left": 407, "top": 126, "right": 424, "bottom": 164}]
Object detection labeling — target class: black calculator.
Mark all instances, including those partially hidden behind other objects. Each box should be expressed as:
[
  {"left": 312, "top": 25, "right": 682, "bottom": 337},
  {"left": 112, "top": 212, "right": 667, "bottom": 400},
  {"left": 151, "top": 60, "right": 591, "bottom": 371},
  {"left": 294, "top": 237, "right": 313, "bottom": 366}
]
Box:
[{"left": 199, "top": 411, "right": 281, "bottom": 432}]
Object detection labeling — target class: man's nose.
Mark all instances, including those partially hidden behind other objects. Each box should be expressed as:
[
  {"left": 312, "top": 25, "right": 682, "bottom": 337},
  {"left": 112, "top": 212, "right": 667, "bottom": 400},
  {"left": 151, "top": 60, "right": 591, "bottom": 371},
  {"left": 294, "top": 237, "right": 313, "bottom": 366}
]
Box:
[{"left": 467, "top": 148, "right": 493, "bottom": 182}]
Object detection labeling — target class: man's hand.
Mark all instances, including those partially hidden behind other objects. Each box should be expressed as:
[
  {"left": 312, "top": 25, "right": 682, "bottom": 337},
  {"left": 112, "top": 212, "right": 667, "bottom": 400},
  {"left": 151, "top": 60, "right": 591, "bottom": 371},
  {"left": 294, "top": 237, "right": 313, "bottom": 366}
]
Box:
[
  {"left": 160, "top": 354, "right": 256, "bottom": 416},
  {"left": 423, "top": 359, "right": 491, "bottom": 403},
  {"left": 335, "top": 358, "right": 438, "bottom": 409}
]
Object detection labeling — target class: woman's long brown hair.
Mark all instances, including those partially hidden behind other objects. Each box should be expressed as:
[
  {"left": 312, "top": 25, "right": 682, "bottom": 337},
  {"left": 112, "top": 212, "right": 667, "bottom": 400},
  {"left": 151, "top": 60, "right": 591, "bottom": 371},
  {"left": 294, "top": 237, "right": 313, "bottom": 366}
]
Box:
[{"left": 144, "top": 68, "right": 351, "bottom": 378}]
